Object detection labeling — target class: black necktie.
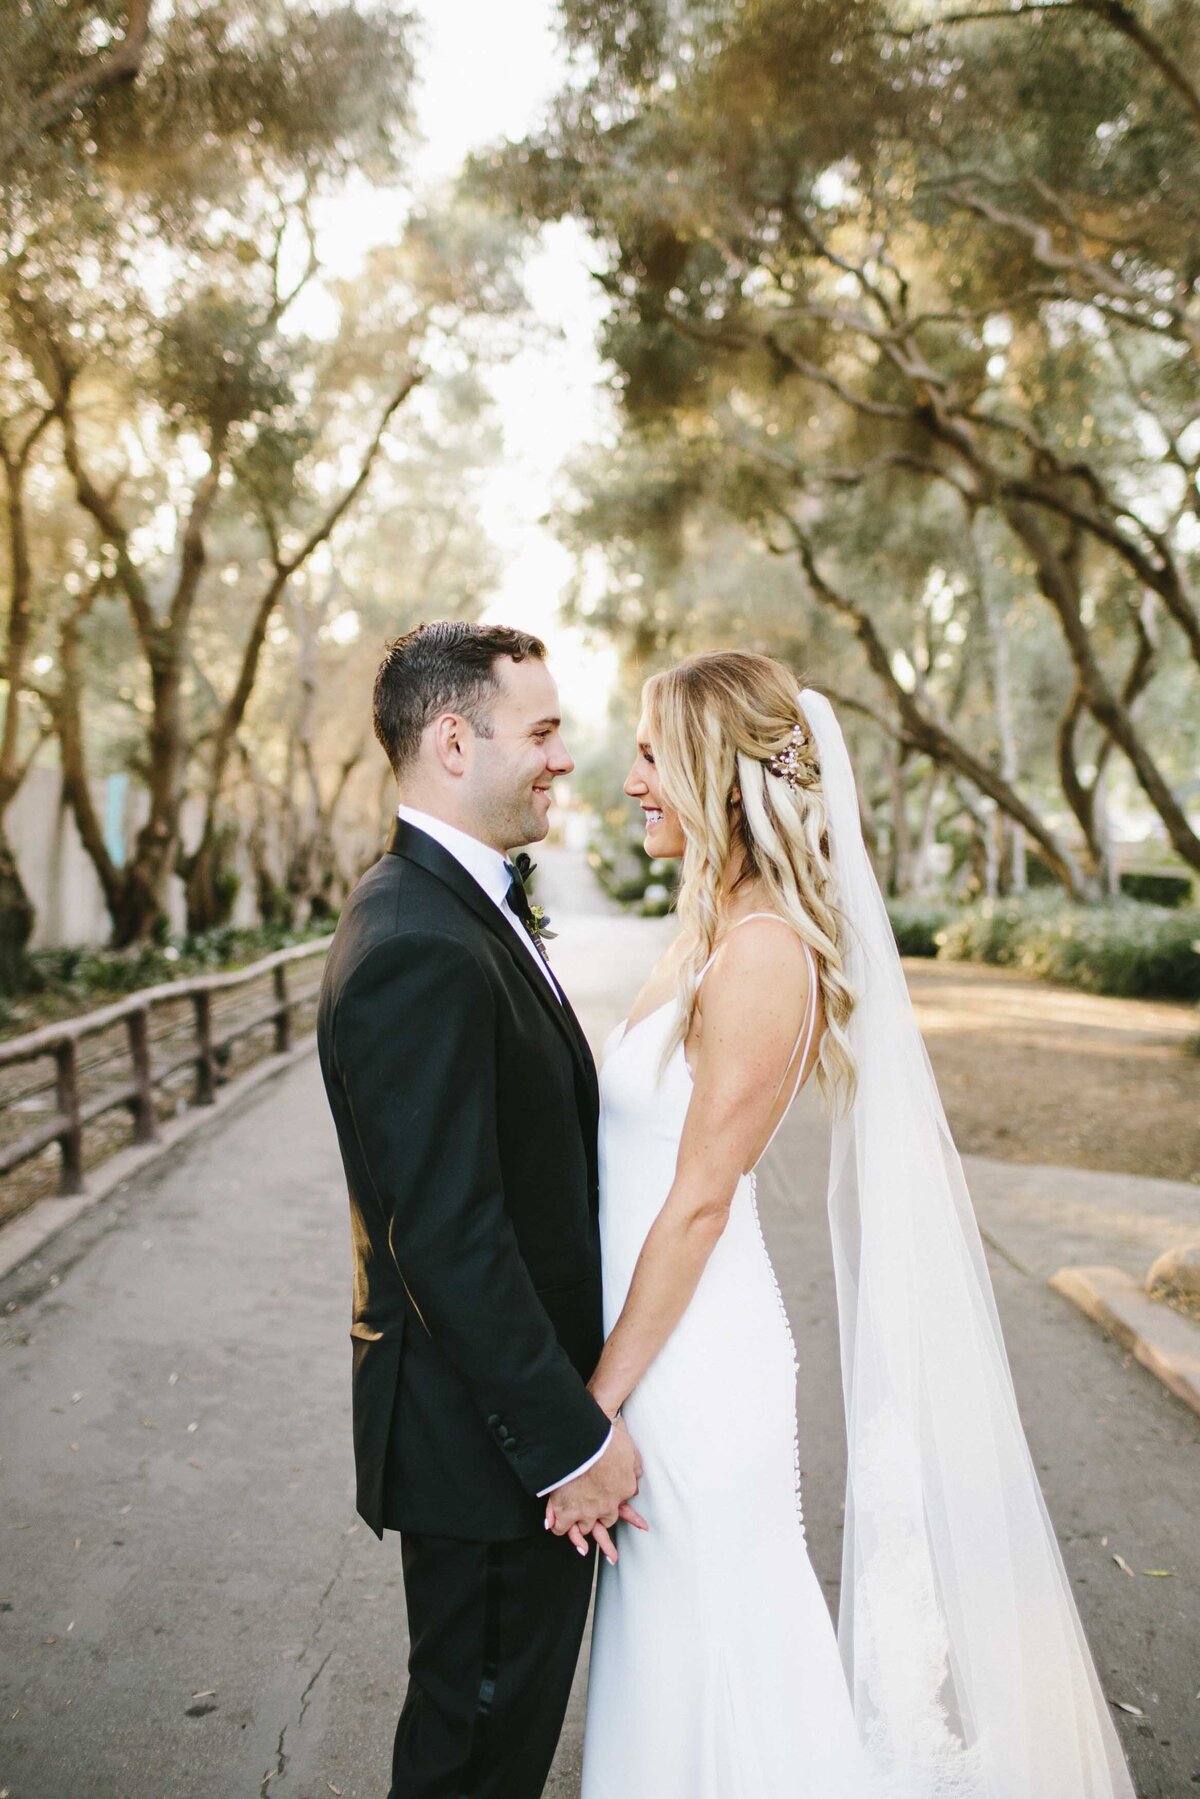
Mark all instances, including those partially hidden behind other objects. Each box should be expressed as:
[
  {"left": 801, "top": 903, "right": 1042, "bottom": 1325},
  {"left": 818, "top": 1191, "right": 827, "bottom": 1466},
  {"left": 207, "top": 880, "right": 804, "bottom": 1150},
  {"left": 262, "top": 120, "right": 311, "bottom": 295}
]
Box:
[{"left": 504, "top": 860, "right": 551, "bottom": 965}]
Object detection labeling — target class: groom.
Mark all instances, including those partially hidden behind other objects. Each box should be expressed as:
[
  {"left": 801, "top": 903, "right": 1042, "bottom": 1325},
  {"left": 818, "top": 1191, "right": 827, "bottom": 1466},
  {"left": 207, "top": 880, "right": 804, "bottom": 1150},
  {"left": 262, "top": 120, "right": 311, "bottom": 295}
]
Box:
[{"left": 317, "top": 620, "right": 642, "bottom": 1797}]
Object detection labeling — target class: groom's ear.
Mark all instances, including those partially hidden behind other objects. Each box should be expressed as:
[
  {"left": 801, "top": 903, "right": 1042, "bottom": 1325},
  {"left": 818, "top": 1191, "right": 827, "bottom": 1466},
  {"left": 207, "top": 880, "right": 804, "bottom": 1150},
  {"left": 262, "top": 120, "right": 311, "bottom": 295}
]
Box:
[{"left": 429, "top": 711, "right": 469, "bottom": 776}]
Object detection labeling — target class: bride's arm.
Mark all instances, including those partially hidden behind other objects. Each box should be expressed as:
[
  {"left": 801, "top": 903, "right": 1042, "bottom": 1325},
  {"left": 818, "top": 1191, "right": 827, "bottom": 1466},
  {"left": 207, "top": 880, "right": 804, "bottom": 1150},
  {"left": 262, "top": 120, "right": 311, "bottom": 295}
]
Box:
[{"left": 587, "top": 923, "right": 812, "bottom": 1420}]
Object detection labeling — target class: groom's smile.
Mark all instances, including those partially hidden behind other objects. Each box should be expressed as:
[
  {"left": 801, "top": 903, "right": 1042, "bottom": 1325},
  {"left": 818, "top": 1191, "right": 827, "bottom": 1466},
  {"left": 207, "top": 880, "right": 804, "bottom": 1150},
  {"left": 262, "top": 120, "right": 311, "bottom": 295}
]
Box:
[{"left": 464, "top": 653, "right": 575, "bottom": 852}]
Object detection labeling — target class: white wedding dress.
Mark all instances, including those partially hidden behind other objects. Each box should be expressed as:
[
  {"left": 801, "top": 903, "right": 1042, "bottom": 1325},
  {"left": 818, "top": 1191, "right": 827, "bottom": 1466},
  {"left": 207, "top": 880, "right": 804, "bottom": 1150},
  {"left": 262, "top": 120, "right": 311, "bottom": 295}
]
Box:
[
  {"left": 581, "top": 691, "right": 1135, "bottom": 1799},
  {"left": 582, "top": 916, "right": 869, "bottom": 1799}
]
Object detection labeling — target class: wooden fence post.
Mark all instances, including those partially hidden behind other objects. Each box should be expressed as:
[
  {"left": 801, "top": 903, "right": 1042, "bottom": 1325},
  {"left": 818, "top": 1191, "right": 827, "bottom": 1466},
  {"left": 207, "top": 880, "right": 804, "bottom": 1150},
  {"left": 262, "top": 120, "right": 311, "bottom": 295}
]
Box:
[
  {"left": 273, "top": 962, "right": 291, "bottom": 1053},
  {"left": 193, "top": 991, "right": 217, "bottom": 1104},
  {"left": 126, "top": 1006, "right": 158, "bottom": 1144},
  {"left": 55, "top": 1039, "right": 84, "bottom": 1195}
]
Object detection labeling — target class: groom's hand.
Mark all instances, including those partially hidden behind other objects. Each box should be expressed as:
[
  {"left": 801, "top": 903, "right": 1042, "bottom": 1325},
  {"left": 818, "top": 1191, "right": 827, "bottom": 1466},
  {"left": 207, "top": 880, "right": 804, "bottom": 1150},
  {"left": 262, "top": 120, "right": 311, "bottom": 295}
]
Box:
[{"left": 546, "top": 1417, "right": 646, "bottom": 1557}]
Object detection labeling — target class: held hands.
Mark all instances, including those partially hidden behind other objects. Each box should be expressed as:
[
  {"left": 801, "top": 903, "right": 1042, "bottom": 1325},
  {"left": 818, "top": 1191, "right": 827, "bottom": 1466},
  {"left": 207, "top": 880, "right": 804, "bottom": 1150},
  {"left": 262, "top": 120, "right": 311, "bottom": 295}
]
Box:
[{"left": 545, "top": 1416, "right": 647, "bottom": 1565}]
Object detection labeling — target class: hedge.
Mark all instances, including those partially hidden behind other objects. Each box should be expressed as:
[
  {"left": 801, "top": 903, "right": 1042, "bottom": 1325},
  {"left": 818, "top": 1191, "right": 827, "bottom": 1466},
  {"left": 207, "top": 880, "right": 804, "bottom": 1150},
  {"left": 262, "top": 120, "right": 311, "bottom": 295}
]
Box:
[{"left": 887, "top": 894, "right": 1200, "bottom": 1001}]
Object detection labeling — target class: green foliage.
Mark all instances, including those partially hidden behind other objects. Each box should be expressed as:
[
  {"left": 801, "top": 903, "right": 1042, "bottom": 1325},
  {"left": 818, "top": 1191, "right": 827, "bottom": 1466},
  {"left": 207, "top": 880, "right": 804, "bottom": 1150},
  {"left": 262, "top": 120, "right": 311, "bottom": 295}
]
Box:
[
  {"left": 935, "top": 896, "right": 1200, "bottom": 1001},
  {"left": 2, "top": 3, "right": 414, "bottom": 216},
  {"left": 25, "top": 917, "right": 335, "bottom": 1004},
  {"left": 1119, "top": 871, "right": 1195, "bottom": 909},
  {"left": 0, "top": 1, "right": 530, "bottom": 956},
  {"left": 886, "top": 899, "right": 955, "bottom": 959},
  {"left": 479, "top": 0, "right": 1200, "bottom": 889},
  {"left": 588, "top": 815, "right": 679, "bottom": 912}
]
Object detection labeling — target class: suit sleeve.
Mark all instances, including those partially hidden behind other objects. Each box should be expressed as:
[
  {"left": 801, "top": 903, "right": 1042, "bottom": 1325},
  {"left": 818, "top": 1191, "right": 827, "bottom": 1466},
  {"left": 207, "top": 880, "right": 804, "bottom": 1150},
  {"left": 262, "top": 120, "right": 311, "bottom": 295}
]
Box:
[{"left": 333, "top": 929, "right": 611, "bottom": 1497}]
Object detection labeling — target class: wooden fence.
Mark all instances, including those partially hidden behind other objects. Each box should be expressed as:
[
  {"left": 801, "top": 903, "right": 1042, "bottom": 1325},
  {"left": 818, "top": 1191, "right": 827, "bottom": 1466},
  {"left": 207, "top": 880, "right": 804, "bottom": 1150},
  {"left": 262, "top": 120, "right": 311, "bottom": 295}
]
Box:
[{"left": 0, "top": 939, "right": 331, "bottom": 1211}]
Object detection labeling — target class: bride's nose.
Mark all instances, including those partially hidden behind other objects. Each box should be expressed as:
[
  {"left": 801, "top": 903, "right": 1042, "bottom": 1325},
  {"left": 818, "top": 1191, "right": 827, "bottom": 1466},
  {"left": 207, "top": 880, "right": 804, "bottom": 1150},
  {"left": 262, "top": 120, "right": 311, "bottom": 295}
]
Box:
[{"left": 624, "top": 763, "right": 646, "bottom": 797}]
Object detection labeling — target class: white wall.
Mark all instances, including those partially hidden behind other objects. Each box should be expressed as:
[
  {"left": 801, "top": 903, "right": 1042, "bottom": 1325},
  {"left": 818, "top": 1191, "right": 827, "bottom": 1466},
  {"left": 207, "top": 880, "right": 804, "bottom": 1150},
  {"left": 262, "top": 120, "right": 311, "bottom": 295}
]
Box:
[{"left": 9, "top": 764, "right": 112, "bottom": 948}]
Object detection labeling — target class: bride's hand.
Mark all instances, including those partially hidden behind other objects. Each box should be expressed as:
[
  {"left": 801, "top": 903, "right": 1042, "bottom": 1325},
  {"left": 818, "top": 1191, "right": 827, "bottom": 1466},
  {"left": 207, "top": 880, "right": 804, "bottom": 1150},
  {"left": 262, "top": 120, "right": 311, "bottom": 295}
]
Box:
[{"left": 543, "top": 1485, "right": 650, "bottom": 1565}]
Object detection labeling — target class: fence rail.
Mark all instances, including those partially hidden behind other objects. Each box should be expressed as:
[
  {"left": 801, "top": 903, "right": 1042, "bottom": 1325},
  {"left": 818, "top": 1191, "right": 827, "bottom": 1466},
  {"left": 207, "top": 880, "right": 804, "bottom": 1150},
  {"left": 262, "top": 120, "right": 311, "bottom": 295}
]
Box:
[{"left": 0, "top": 938, "right": 332, "bottom": 1200}]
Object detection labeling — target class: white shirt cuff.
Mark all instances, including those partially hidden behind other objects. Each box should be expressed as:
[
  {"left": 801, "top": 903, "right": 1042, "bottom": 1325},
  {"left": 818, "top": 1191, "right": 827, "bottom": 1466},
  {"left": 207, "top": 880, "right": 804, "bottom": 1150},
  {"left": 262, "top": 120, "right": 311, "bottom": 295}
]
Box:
[{"left": 536, "top": 1424, "right": 613, "bottom": 1496}]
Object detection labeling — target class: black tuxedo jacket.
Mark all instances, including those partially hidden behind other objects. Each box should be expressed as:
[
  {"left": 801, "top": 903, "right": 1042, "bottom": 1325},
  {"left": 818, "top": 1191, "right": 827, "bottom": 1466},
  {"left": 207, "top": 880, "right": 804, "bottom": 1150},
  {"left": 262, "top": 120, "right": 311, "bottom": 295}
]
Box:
[{"left": 317, "top": 818, "right": 610, "bottom": 1540}]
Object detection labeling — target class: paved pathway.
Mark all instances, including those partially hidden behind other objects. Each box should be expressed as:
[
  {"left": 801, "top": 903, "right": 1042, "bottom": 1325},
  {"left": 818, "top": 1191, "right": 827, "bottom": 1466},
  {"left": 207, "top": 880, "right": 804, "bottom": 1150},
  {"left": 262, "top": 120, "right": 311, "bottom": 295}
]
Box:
[{"left": 1, "top": 851, "right": 1197, "bottom": 1798}]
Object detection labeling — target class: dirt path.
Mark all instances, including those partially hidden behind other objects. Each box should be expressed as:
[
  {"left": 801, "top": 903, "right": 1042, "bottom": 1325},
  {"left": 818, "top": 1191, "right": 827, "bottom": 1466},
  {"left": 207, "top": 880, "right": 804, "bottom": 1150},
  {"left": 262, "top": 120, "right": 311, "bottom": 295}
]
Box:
[{"left": 907, "top": 959, "right": 1200, "bottom": 1186}]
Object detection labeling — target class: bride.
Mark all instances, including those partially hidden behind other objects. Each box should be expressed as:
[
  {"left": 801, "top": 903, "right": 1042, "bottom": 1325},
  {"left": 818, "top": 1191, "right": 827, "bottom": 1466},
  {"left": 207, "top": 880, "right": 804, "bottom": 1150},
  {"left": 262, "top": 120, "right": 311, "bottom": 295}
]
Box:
[{"left": 553, "top": 651, "right": 1135, "bottom": 1799}]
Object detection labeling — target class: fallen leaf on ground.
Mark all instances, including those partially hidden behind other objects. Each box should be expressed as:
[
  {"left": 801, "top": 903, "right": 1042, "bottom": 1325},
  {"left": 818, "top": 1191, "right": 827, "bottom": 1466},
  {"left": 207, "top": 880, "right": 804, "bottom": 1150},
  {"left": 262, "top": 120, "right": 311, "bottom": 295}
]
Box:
[
  {"left": 1111, "top": 1701, "right": 1143, "bottom": 1716},
  {"left": 1140, "top": 1569, "right": 1173, "bottom": 1577},
  {"left": 327, "top": 1785, "right": 343, "bottom": 1795},
  {"left": 1112, "top": 1554, "right": 1135, "bottom": 1578}
]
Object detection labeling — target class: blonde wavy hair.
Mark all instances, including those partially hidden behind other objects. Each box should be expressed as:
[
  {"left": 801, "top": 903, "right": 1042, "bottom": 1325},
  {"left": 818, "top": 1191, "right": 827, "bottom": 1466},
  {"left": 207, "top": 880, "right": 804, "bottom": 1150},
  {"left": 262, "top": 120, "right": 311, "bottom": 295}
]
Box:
[{"left": 644, "top": 650, "right": 857, "bottom": 1111}]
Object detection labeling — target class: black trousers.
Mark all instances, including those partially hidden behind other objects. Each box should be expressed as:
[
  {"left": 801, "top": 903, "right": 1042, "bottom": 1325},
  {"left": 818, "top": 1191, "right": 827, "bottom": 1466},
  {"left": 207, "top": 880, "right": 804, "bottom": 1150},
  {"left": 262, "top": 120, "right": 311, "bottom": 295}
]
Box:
[{"left": 390, "top": 1526, "right": 596, "bottom": 1799}]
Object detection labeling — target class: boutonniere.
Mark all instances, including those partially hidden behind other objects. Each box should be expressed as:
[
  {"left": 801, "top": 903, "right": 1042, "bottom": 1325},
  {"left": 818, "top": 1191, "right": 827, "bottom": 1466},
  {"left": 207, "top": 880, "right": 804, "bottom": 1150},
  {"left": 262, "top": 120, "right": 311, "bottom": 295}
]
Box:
[{"left": 529, "top": 902, "right": 557, "bottom": 942}]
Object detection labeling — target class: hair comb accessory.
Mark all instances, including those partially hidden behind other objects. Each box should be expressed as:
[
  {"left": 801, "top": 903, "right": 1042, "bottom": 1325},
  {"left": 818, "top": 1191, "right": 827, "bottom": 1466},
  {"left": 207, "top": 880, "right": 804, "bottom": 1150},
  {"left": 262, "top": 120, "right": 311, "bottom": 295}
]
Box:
[{"left": 766, "top": 720, "right": 809, "bottom": 788}]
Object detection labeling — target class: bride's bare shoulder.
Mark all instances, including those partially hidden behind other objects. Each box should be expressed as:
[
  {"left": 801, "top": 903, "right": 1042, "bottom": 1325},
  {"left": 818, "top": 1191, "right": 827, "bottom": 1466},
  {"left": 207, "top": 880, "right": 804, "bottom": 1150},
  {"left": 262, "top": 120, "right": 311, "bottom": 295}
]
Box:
[{"left": 696, "top": 913, "right": 811, "bottom": 1032}]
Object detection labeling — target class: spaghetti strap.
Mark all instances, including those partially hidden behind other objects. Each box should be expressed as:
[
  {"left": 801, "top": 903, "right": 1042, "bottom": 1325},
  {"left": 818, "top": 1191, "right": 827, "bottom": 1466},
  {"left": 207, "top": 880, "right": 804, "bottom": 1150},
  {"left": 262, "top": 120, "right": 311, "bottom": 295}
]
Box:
[
  {"left": 695, "top": 911, "right": 803, "bottom": 984},
  {"left": 759, "top": 938, "right": 819, "bottom": 1160}
]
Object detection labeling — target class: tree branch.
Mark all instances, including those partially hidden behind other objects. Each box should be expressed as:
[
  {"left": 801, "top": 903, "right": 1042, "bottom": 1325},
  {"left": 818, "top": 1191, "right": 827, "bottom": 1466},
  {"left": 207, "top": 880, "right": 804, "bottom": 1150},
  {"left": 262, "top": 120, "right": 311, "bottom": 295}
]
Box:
[
  {"left": 776, "top": 512, "right": 1086, "bottom": 892},
  {"left": 888, "top": 0, "right": 1200, "bottom": 134},
  {"left": 182, "top": 370, "right": 423, "bottom": 902},
  {"left": 1, "top": 0, "right": 154, "bottom": 176},
  {"left": 54, "top": 378, "right": 156, "bottom": 651}
]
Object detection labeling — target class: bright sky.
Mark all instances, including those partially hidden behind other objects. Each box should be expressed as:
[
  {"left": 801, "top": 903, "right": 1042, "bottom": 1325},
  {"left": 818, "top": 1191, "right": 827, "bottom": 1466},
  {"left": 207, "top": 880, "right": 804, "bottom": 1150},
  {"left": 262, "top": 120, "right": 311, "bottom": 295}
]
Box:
[
  {"left": 308, "top": 0, "right": 619, "bottom": 730},
  {"left": 410, "top": 0, "right": 619, "bottom": 730}
]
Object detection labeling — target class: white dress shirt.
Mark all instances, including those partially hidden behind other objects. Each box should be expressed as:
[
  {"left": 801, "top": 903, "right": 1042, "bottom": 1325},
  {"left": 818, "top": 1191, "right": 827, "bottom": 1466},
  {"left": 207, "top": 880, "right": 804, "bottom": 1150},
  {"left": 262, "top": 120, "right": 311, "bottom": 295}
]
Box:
[
  {"left": 396, "top": 806, "right": 612, "bottom": 1493},
  {"left": 397, "top": 806, "right": 562, "bottom": 998}
]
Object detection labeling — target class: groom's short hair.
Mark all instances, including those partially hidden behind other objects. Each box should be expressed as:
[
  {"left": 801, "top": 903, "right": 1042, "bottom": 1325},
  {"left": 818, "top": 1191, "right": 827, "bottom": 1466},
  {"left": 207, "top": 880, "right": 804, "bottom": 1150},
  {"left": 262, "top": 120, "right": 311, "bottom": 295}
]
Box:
[{"left": 373, "top": 620, "right": 547, "bottom": 775}]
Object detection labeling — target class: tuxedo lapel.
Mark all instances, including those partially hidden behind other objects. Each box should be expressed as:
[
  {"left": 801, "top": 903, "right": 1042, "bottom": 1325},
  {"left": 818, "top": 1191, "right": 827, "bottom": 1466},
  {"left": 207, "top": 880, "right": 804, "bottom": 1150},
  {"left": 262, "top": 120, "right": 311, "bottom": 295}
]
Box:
[{"left": 384, "top": 818, "right": 596, "bottom": 1093}]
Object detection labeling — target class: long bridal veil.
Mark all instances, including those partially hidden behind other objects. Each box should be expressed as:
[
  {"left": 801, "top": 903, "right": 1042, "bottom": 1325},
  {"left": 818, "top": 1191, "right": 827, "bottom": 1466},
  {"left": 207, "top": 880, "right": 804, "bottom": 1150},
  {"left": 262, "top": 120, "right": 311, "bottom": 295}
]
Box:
[{"left": 799, "top": 689, "right": 1134, "bottom": 1799}]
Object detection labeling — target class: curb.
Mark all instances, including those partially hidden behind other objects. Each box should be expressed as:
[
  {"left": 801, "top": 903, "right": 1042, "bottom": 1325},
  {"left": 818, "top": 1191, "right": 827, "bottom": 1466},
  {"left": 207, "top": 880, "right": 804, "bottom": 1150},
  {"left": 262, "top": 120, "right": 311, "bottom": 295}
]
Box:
[
  {"left": 0, "top": 1033, "right": 319, "bottom": 1292},
  {"left": 1050, "top": 1264, "right": 1200, "bottom": 1417}
]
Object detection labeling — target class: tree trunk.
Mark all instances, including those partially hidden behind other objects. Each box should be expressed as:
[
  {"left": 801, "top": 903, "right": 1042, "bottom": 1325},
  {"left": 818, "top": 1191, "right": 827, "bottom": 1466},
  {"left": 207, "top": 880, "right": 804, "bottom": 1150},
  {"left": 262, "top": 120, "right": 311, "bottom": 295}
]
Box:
[
  {"left": 788, "top": 523, "right": 1089, "bottom": 895},
  {"left": 1002, "top": 504, "right": 1200, "bottom": 869},
  {"left": 182, "top": 375, "right": 420, "bottom": 926},
  {"left": 972, "top": 514, "right": 1027, "bottom": 894},
  {"left": 0, "top": 820, "right": 35, "bottom": 993},
  {"left": 886, "top": 742, "right": 913, "bottom": 895},
  {"left": 912, "top": 767, "right": 943, "bottom": 894},
  {"left": 183, "top": 831, "right": 237, "bottom": 935}
]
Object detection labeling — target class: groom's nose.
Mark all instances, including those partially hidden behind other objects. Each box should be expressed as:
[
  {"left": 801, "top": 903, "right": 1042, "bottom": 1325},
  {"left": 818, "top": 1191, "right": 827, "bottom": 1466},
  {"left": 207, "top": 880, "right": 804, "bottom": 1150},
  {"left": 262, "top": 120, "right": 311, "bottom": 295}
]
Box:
[{"left": 547, "top": 732, "right": 574, "bottom": 776}]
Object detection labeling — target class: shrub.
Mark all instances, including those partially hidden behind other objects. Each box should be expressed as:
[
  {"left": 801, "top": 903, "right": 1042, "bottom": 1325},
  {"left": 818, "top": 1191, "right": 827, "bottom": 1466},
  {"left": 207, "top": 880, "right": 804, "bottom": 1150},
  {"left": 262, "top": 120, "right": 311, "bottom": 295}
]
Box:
[
  {"left": 1119, "top": 870, "right": 1194, "bottom": 909},
  {"left": 936, "top": 895, "right": 1200, "bottom": 1000},
  {"left": 640, "top": 882, "right": 676, "bottom": 918},
  {"left": 25, "top": 917, "right": 336, "bottom": 1004},
  {"left": 886, "top": 899, "right": 956, "bottom": 958},
  {"left": 588, "top": 820, "right": 680, "bottom": 909}
]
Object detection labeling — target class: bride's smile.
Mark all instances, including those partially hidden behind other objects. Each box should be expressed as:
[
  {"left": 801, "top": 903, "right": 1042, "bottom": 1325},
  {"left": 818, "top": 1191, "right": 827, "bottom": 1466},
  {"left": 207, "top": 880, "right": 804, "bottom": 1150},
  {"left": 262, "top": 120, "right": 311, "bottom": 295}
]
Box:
[{"left": 625, "top": 716, "right": 686, "bottom": 857}]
